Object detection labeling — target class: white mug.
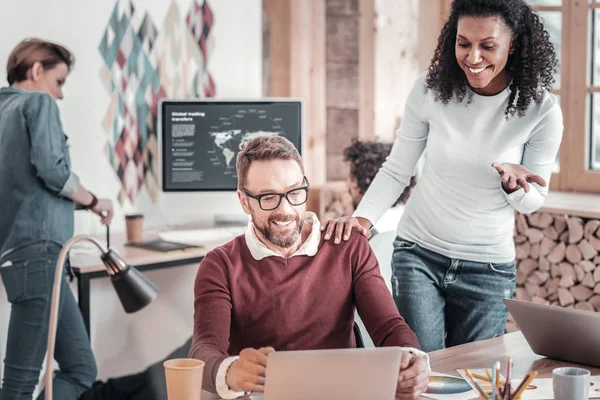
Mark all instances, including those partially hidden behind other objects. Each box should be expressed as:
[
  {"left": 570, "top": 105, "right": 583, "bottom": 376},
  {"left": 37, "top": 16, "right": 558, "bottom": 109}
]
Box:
[{"left": 553, "top": 367, "right": 590, "bottom": 400}]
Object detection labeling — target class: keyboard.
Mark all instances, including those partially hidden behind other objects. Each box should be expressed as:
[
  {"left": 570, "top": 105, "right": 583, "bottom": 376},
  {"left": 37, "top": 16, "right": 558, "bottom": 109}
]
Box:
[{"left": 158, "top": 226, "right": 246, "bottom": 245}]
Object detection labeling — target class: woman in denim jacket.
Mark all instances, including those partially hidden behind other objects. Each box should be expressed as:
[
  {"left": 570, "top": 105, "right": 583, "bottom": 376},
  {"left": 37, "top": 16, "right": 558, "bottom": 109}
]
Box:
[{"left": 0, "top": 38, "right": 113, "bottom": 400}]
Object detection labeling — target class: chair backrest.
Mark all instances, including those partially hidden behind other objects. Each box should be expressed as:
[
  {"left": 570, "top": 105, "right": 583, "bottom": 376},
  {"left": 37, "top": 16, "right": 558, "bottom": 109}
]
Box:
[
  {"left": 354, "top": 230, "right": 397, "bottom": 348},
  {"left": 368, "top": 230, "right": 396, "bottom": 294}
]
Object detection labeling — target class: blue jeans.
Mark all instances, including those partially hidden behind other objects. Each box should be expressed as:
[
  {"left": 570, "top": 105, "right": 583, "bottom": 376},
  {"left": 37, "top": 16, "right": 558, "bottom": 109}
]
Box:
[
  {"left": 0, "top": 242, "right": 96, "bottom": 400},
  {"left": 391, "top": 237, "right": 516, "bottom": 353}
]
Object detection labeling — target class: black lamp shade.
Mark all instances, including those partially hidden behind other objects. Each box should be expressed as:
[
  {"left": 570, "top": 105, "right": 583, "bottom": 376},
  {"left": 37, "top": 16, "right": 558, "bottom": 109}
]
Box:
[{"left": 101, "top": 250, "right": 158, "bottom": 313}]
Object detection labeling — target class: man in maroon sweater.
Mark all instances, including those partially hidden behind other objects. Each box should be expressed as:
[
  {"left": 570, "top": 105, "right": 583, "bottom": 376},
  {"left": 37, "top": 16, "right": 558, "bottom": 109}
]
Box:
[{"left": 190, "top": 136, "right": 430, "bottom": 399}]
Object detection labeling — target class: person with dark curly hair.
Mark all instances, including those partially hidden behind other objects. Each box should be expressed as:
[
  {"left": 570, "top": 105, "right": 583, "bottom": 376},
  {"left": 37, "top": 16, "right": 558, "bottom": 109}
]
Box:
[
  {"left": 322, "top": 0, "right": 563, "bottom": 352},
  {"left": 344, "top": 139, "right": 417, "bottom": 233}
]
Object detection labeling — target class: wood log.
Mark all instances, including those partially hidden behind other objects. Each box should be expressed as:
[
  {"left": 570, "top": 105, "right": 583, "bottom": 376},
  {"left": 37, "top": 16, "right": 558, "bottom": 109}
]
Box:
[
  {"left": 559, "top": 262, "right": 575, "bottom": 281},
  {"left": 595, "top": 283, "right": 600, "bottom": 295},
  {"left": 554, "top": 215, "right": 567, "bottom": 234},
  {"left": 515, "top": 242, "right": 530, "bottom": 260},
  {"left": 559, "top": 274, "right": 575, "bottom": 288},
  {"left": 539, "top": 286, "right": 548, "bottom": 298},
  {"left": 544, "top": 226, "right": 560, "bottom": 241},
  {"left": 550, "top": 300, "right": 559, "bottom": 307},
  {"left": 597, "top": 225, "right": 600, "bottom": 239},
  {"left": 539, "top": 237, "right": 556, "bottom": 258},
  {"left": 559, "top": 231, "right": 569, "bottom": 244},
  {"left": 567, "top": 217, "right": 585, "bottom": 244},
  {"left": 514, "top": 235, "right": 527, "bottom": 245},
  {"left": 588, "top": 295, "right": 600, "bottom": 311},
  {"left": 516, "top": 270, "right": 527, "bottom": 285},
  {"left": 578, "top": 239, "right": 597, "bottom": 261},
  {"left": 525, "top": 282, "right": 540, "bottom": 297},
  {"left": 583, "top": 272, "right": 596, "bottom": 289},
  {"left": 594, "top": 267, "right": 600, "bottom": 283},
  {"left": 574, "top": 263, "right": 585, "bottom": 282},
  {"left": 580, "top": 260, "right": 596, "bottom": 273},
  {"left": 589, "top": 236, "right": 600, "bottom": 251},
  {"left": 518, "top": 258, "right": 537, "bottom": 276},
  {"left": 546, "top": 242, "right": 566, "bottom": 264},
  {"left": 539, "top": 257, "right": 550, "bottom": 271},
  {"left": 515, "top": 287, "right": 530, "bottom": 302},
  {"left": 585, "top": 220, "right": 600, "bottom": 240},
  {"left": 595, "top": 255, "right": 600, "bottom": 265},
  {"left": 529, "top": 270, "right": 550, "bottom": 285},
  {"left": 565, "top": 244, "right": 583, "bottom": 264},
  {"left": 550, "top": 264, "right": 561, "bottom": 278},
  {"left": 571, "top": 285, "right": 594, "bottom": 301},
  {"left": 546, "top": 278, "right": 560, "bottom": 295},
  {"left": 531, "top": 296, "right": 549, "bottom": 305},
  {"left": 537, "top": 213, "right": 554, "bottom": 229},
  {"left": 548, "top": 292, "right": 559, "bottom": 302},
  {"left": 526, "top": 228, "right": 544, "bottom": 244},
  {"left": 575, "top": 302, "right": 595, "bottom": 312},
  {"left": 516, "top": 213, "right": 528, "bottom": 235},
  {"left": 558, "top": 287, "right": 575, "bottom": 306},
  {"left": 530, "top": 243, "right": 540, "bottom": 260}
]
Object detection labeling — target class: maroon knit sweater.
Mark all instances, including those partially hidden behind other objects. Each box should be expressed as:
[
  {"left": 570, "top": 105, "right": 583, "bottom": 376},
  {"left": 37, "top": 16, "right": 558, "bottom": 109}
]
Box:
[{"left": 189, "top": 233, "right": 420, "bottom": 393}]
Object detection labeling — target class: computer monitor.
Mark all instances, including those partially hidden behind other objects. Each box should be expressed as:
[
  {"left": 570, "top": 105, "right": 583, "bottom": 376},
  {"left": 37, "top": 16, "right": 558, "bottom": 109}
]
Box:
[{"left": 159, "top": 99, "right": 303, "bottom": 192}]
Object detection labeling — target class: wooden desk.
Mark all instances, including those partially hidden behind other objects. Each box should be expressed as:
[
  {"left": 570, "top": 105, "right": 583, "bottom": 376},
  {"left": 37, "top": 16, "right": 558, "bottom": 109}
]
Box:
[
  {"left": 429, "top": 331, "right": 600, "bottom": 379},
  {"left": 69, "top": 227, "right": 239, "bottom": 339},
  {"left": 199, "top": 332, "right": 600, "bottom": 399}
]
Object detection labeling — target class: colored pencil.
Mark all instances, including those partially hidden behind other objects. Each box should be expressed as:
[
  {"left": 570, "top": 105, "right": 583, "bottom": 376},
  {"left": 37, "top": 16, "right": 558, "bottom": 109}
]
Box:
[
  {"left": 512, "top": 370, "right": 538, "bottom": 399},
  {"left": 465, "top": 369, "right": 491, "bottom": 400},
  {"left": 503, "top": 357, "right": 512, "bottom": 400}
]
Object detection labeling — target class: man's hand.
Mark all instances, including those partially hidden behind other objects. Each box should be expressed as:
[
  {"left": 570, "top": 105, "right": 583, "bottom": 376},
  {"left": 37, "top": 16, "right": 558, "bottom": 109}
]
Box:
[
  {"left": 225, "top": 347, "right": 275, "bottom": 393},
  {"left": 395, "top": 352, "right": 430, "bottom": 400},
  {"left": 491, "top": 162, "right": 546, "bottom": 194}
]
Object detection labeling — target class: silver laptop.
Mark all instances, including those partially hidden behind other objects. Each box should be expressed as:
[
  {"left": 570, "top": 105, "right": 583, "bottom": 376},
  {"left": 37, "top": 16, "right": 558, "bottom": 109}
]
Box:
[
  {"left": 504, "top": 298, "right": 600, "bottom": 366},
  {"left": 264, "top": 347, "right": 402, "bottom": 400}
]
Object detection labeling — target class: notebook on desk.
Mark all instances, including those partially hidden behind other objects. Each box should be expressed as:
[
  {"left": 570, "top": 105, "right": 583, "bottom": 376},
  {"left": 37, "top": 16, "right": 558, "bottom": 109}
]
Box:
[{"left": 125, "top": 239, "right": 203, "bottom": 253}]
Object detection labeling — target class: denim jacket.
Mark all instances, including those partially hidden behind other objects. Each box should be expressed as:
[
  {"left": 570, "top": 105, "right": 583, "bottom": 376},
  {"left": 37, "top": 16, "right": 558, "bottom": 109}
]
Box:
[{"left": 0, "top": 87, "right": 80, "bottom": 258}]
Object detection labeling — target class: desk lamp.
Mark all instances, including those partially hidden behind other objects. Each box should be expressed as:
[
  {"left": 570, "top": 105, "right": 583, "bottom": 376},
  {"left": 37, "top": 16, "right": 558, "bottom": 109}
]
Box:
[{"left": 45, "top": 235, "right": 158, "bottom": 400}]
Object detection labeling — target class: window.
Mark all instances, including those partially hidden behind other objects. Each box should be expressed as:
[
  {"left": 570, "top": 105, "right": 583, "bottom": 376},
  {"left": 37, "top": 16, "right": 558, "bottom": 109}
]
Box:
[{"left": 527, "top": 0, "right": 600, "bottom": 192}]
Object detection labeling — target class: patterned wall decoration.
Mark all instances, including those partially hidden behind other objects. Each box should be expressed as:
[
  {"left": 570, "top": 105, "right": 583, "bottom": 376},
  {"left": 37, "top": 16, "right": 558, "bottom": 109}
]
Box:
[{"left": 98, "top": 0, "right": 215, "bottom": 204}]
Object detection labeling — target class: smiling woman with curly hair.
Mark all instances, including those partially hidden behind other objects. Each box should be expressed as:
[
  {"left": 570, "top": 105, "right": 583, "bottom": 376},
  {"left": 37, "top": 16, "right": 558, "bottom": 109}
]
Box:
[
  {"left": 426, "top": 0, "right": 558, "bottom": 117},
  {"left": 321, "top": 0, "right": 563, "bottom": 356}
]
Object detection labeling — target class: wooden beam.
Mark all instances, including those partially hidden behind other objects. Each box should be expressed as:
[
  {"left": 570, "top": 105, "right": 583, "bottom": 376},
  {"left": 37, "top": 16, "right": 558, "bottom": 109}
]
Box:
[
  {"left": 418, "top": 0, "right": 444, "bottom": 73},
  {"left": 359, "top": 0, "right": 375, "bottom": 140},
  {"left": 289, "top": 0, "right": 327, "bottom": 185},
  {"left": 564, "top": 0, "right": 600, "bottom": 192},
  {"left": 265, "top": 0, "right": 291, "bottom": 97}
]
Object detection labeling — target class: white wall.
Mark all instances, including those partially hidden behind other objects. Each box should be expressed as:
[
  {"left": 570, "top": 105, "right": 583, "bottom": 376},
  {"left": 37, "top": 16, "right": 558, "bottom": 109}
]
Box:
[{"left": 0, "top": 0, "right": 261, "bottom": 385}]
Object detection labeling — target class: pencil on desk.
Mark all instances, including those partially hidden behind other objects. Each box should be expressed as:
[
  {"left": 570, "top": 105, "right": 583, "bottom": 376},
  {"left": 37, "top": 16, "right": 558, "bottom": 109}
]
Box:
[
  {"left": 465, "top": 369, "right": 491, "bottom": 400},
  {"left": 473, "top": 372, "right": 491, "bottom": 381},
  {"left": 503, "top": 357, "right": 512, "bottom": 400},
  {"left": 491, "top": 366, "right": 497, "bottom": 400},
  {"left": 511, "top": 370, "right": 538, "bottom": 399},
  {"left": 495, "top": 362, "right": 501, "bottom": 389}
]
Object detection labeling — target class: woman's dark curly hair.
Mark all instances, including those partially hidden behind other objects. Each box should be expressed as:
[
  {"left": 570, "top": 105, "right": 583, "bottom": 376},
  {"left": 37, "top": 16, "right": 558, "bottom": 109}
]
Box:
[
  {"left": 426, "top": 0, "right": 558, "bottom": 117},
  {"left": 344, "top": 139, "right": 417, "bottom": 206}
]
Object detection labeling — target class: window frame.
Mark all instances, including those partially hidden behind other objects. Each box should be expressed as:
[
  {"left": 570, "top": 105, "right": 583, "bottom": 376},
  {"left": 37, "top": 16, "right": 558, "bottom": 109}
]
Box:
[{"left": 534, "top": 1, "right": 600, "bottom": 192}]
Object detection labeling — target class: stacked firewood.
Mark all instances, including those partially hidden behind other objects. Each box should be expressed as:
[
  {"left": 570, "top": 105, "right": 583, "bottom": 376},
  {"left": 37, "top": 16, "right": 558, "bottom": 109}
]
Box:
[{"left": 505, "top": 212, "right": 600, "bottom": 332}]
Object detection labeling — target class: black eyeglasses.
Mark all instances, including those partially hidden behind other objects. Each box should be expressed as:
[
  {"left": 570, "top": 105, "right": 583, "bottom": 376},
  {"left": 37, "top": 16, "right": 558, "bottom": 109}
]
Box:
[{"left": 242, "top": 177, "right": 310, "bottom": 211}]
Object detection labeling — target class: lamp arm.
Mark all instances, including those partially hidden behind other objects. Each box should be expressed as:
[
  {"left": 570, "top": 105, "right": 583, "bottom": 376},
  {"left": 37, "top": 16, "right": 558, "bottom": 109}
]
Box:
[{"left": 45, "top": 235, "right": 107, "bottom": 400}]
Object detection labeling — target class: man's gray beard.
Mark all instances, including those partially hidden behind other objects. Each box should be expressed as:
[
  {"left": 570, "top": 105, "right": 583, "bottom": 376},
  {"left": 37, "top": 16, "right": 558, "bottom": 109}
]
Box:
[{"left": 256, "top": 217, "right": 304, "bottom": 248}]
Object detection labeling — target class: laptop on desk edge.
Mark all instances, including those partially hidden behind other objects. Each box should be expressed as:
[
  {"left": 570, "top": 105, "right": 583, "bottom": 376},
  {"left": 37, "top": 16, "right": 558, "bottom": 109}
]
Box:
[
  {"left": 264, "top": 347, "right": 402, "bottom": 400},
  {"left": 504, "top": 298, "right": 600, "bottom": 367}
]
